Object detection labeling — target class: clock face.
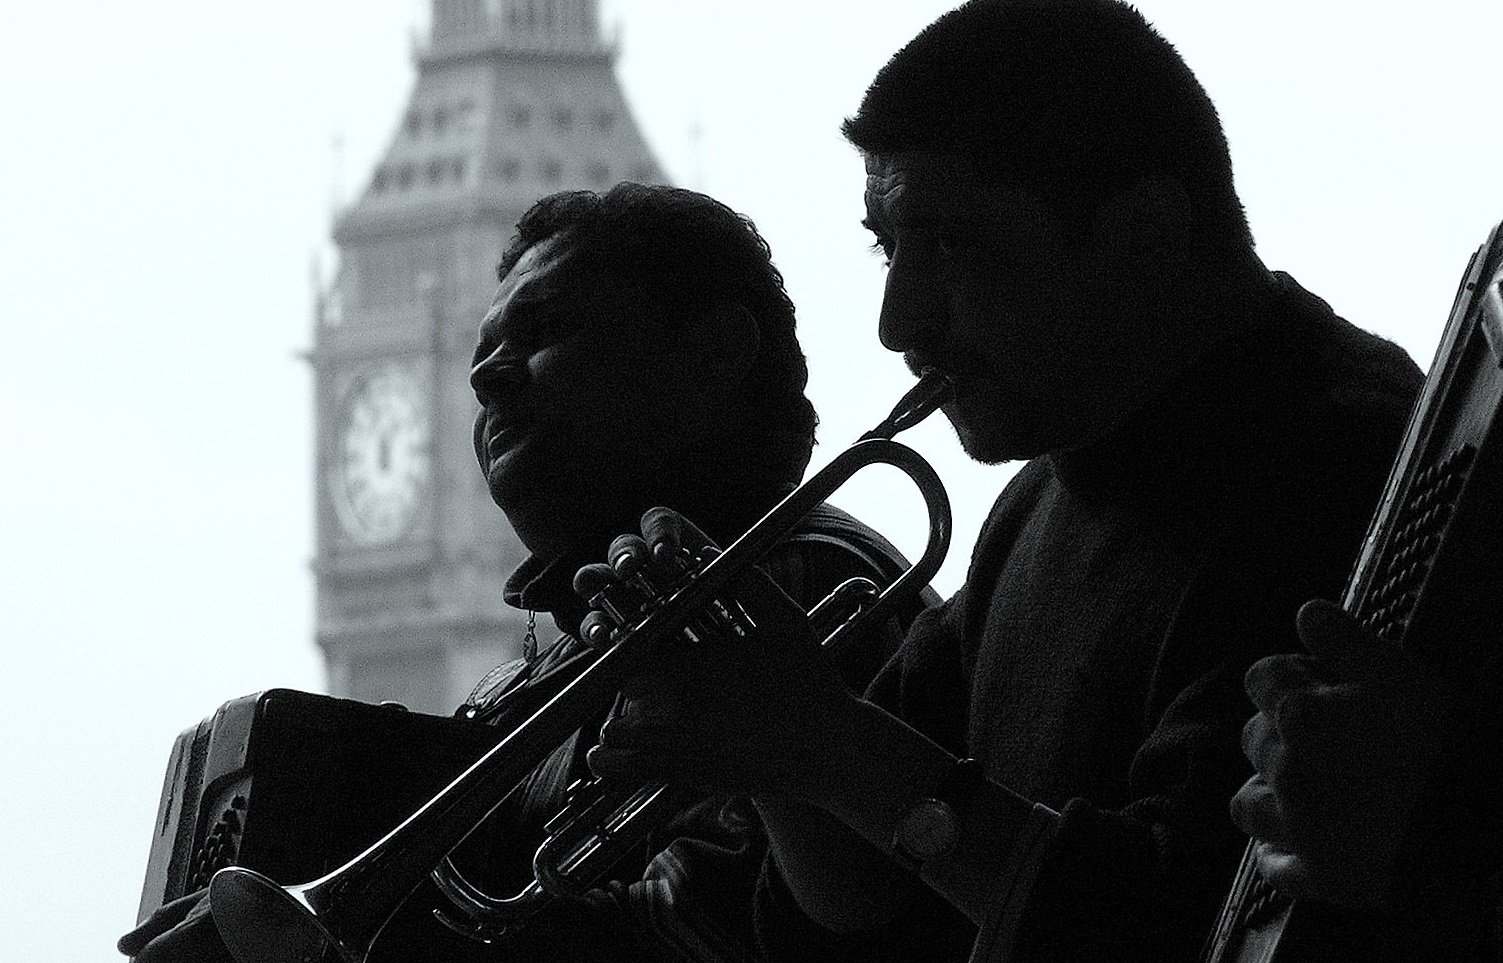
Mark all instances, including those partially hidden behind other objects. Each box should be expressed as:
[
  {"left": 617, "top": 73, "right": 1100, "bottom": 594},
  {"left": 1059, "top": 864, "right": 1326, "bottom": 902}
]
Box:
[{"left": 331, "top": 364, "right": 431, "bottom": 546}]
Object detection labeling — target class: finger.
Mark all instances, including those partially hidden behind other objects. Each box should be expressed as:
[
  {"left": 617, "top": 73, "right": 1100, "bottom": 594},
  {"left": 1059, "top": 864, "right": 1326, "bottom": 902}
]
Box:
[
  {"left": 118, "top": 892, "right": 206, "bottom": 955},
  {"left": 1240, "top": 711, "right": 1281, "bottom": 773},
  {"left": 579, "top": 610, "right": 616, "bottom": 649},
  {"left": 612, "top": 682, "right": 681, "bottom": 723},
  {"left": 1255, "top": 837, "right": 1388, "bottom": 910},
  {"left": 597, "top": 680, "right": 695, "bottom": 736},
  {"left": 1251, "top": 839, "right": 1315, "bottom": 900},
  {"left": 588, "top": 726, "right": 699, "bottom": 780},
  {"left": 586, "top": 741, "right": 648, "bottom": 780},
  {"left": 128, "top": 894, "right": 227, "bottom": 963},
  {"left": 573, "top": 562, "right": 618, "bottom": 600},
  {"left": 587, "top": 743, "right": 689, "bottom": 783},
  {"left": 598, "top": 706, "right": 663, "bottom": 746},
  {"left": 641, "top": 507, "right": 715, "bottom": 562},
  {"left": 1228, "top": 775, "right": 1290, "bottom": 848},
  {"left": 576, "top": 560, "right": 638, "bottom": 641},
  {"left": 597, "top": 694, "right": 716, "bottom": 754},
  {"left": 1272, "top": 688, "right": 1318, "bottom": 747},
  {"left": 133, "top": 919, "right": 231, "bottom": 963},
  {"left": 608, "top": 533, "right": 653, "bottom": 579},
  {"left": 1243, "top": 653, "right": 1320, "bottom": 714},
  {"left": 1296, "top": 599, "right": 1392, "bottom": 679},
  {"left": 588, "top": 739, "right": 746, "bottom": 793}
]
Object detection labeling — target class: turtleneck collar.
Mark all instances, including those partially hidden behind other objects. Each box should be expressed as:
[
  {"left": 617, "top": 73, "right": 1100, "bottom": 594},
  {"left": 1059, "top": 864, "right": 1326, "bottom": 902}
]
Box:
[{"left": 1047, "top": 270, "right": 1316, "bottom": 513}]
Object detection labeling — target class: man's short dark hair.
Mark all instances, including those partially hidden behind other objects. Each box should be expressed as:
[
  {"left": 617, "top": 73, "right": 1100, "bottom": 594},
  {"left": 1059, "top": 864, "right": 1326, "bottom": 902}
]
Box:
[
  {"left": 497, "top": 183, "right": 818, "bottom": 441},
  {"left": 843, "top": 0, "right": 1253, "bottom": 255}
]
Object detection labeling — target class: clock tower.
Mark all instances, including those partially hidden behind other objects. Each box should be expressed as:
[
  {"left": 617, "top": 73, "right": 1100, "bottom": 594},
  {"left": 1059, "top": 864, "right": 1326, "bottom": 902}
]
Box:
[{"left": 312, "top": 0, "right": 667, "bottom": 713}]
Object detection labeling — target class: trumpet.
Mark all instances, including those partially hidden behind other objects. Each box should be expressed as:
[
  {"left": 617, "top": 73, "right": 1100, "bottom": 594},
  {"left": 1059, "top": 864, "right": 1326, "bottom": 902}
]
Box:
[{"left": 207, "top": 370, "right": 955, "bottom": 963}]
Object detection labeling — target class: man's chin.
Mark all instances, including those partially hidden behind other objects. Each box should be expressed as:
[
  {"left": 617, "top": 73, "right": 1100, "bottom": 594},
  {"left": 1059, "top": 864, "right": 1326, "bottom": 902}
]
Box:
[
  {"left": 490, "top": 474, "right": 631, "bottom": 556},
  {"left": 953, "top": 423, "right": 1040, "bottom": 465}
]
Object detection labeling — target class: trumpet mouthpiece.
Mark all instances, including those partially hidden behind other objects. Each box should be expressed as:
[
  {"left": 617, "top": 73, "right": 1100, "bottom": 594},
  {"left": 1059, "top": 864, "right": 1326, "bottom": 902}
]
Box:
[{"left": 861, "top": 369, "right": 955, "bottom": 442}]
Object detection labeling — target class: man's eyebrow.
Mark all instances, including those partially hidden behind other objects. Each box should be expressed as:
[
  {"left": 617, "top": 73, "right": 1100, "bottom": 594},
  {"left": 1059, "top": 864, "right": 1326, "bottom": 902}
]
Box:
[
  {"left": 476, "top": 299, "right": 504, "bottom": 335},
  {"left": 872, "top": 203, "right": 985, "bottom": 234},
  {"left": 476, "top": 295, "right": 533, "bottom": 345}
]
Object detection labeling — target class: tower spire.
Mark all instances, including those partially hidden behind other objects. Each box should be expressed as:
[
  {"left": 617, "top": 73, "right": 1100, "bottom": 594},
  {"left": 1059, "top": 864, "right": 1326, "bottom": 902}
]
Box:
[{"left": 430, "top": 0, "right": 606, "bottom": 55}]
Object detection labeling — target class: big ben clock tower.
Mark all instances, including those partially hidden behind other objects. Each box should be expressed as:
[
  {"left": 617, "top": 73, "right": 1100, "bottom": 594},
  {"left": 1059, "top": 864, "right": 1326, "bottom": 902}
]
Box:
[{"left": 312, "top": 0, "right": 667, "bottom": 713}]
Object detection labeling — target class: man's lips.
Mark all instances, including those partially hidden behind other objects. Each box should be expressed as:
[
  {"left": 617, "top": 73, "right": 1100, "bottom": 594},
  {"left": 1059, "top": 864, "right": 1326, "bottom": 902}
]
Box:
[
  {"left": 484, "top": 419, "right": 527, "bottom": 460},
  {"left": 905, "top": 351, "right": 957, "bottom": 382},
  {"left": 907, "top": 358, "right": 963, "bottom": 400}
]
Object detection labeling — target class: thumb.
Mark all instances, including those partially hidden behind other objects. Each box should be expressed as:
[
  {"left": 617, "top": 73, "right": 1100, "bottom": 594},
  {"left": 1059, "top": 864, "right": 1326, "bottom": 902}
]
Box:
[
  {"left": 116, "top": 891, "right": 207, "bottom": 956},
  {"left": 1295, "top": 598, "right": 1400, "bottom": 681}
]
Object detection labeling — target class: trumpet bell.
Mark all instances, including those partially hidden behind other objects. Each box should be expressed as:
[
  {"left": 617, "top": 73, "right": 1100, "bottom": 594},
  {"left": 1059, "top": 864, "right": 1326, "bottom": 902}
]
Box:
[{"left": 210, "top": 869, "right": 344, "bottom": 963}]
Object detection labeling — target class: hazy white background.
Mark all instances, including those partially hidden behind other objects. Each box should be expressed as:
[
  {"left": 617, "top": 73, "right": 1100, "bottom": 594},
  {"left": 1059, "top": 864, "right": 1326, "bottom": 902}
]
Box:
[{"left": 3, "top": 2, "right": 1501, "bottom": 958}]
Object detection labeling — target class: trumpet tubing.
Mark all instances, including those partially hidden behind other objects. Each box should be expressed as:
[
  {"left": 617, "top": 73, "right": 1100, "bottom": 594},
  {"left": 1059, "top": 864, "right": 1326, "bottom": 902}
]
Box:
[{"left": 208, "top": 371, "right": 955, "bottom": 963}]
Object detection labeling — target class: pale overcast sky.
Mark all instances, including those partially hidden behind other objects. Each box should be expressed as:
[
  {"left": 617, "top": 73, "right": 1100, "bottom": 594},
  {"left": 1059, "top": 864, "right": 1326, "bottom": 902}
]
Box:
[{"left": 3, "top": 2, "right": 1502, "bottom": 959}]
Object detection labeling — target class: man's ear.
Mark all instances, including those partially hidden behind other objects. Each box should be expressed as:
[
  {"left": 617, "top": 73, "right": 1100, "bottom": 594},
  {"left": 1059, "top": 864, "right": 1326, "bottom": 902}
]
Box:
[
  {"left": 1092, "top": 175, "right": 1191, "bottom": 277},
  {"left": 679, "top": 302, "right": 760, "bottom": 380}
]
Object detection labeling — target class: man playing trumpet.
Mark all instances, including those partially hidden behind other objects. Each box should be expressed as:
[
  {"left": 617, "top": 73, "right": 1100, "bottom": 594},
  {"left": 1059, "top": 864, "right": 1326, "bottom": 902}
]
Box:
[
  {"left": 578, "top": 2, "right": 1425, "bottom": 961},
  {"left": 120, "top": 183, "right": 929, "bottom": 962}
]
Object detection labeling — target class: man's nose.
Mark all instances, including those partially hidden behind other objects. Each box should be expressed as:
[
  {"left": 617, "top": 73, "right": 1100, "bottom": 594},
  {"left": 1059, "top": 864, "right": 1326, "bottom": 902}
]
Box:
[
  {"left": 470, "top": 343, "right": 527, "bottom": 399},
  {"left": 877, "top": 260, "right": 938, "bottom": 353}
]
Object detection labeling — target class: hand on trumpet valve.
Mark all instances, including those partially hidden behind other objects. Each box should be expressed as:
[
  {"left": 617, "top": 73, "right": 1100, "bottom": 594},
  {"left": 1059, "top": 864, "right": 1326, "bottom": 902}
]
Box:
[
  {"left": 575, "top": 507, "right": 854, "bottom": 799},
  {"left": 574, "top": 530, "right": 702, "bottom": 649}
]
